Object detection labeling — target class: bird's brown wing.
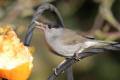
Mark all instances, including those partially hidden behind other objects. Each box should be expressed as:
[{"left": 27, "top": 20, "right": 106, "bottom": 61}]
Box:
[{"left": 60, "top": 28, "right": 88, "bottom": 45}]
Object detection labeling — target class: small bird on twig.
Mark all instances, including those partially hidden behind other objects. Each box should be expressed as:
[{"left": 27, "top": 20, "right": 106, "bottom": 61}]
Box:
[
  {"left": 35, "top": 21, "right": 115, "bottom": 58},
  {"left": 34, "top": 3, "right": 115, "bottom": 58}
]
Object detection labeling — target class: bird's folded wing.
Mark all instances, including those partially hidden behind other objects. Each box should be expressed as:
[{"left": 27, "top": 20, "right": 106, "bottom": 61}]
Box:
[{"left": 60, "top": 29, "right": 88, "bottom": 45}]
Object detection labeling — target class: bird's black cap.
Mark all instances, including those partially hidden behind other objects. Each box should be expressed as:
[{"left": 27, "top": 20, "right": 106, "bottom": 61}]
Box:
[{"left": 33, "top": 3, "right": 64, "bottom": 29}]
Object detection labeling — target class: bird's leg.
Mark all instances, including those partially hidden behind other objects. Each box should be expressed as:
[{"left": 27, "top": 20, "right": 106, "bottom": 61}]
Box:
[
  {"left": 73, "top": 53, "right": 81, "bottom": 61},
  {"left": 73, "top": 47, "right": 84, "bottom": 61}
]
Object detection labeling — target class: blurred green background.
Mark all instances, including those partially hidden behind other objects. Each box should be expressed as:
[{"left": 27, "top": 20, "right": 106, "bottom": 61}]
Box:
[{"left": 0, "top": 0, "right": 120, "bottom": 80}]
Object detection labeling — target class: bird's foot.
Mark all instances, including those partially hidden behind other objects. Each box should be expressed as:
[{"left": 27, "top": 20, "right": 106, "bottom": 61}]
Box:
[{"left": 73, "top": 52, "right": 81, "bottom": 61}]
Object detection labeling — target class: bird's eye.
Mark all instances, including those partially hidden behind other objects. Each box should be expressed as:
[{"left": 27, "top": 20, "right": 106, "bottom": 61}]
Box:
[
  {"left": 48, "top": 25, "right": 52, "bottom": 29},
  {"left": 48, "top": 24, "right": 58, "bottom": 29}
]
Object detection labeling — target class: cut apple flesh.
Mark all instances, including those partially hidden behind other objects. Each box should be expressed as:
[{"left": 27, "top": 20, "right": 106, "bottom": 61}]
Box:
[{"left": 0, "top": 26, "right": 33, "bottom": 80}]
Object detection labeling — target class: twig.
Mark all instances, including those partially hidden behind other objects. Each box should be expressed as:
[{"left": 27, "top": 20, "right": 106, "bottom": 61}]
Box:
[
  {"left": 65, "top": 65, "right": 74, "bottom": 80},
  {"left": 99, "top": 0, "right": 120, "bottom": 31},
  {"left": 92, "top": 0, "right": 120, "bottom": 32},
  {"left": 91, "top": 13, "right": 104, "bottom": 32},
  {"left": 48, "top": 59, "right": 75, "bottom": 80},
  {"left": 48, "top": 43, "right": 120, "bottom": 80},
  {"left": 24, "top": 21, "right": 36, "bottom": 46}
]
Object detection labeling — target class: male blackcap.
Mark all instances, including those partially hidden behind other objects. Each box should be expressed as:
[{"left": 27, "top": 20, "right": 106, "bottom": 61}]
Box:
[{"left": 33, "top": 3, "right": 114, "bottom": 58}]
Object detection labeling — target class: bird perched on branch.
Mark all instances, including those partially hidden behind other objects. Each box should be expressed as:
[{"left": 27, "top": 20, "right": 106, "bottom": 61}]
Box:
[{"left": 34, "top": 3, "right": 115, "bottom": 58}]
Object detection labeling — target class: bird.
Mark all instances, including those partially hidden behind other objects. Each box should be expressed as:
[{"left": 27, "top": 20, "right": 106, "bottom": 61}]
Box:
[
  {"left": 35, "top": 21, "right": 114, "bottom": 58},
  {"left": 33, "top": 3, "right": 115, "bottom": 58}
]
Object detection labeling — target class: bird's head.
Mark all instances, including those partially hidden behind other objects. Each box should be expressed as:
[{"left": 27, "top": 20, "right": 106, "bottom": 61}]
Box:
[{"left": 35, "top": 21, "right": 64, "bottom": 40}]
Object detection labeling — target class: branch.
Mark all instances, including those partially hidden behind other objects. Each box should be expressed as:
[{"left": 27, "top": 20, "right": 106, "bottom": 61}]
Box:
[
  {"left": 91, "top": 13, "right": 104, "bottom": 32},
  {"left": 48, "top": 43, "right": 120, "bottom": 80},
  {"left": 99, "top": 0, "right": 120, "bottom": 31}
]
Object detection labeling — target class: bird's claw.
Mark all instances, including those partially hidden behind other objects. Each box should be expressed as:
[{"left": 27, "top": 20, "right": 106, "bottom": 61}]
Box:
[{"left": 73, "top": 52, "right": 81, "bottom": 61}]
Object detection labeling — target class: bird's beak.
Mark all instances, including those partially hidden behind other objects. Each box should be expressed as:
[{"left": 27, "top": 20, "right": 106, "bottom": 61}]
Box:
[{"left": 34, "top": 21, "right": 46, "bottom": 31}]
